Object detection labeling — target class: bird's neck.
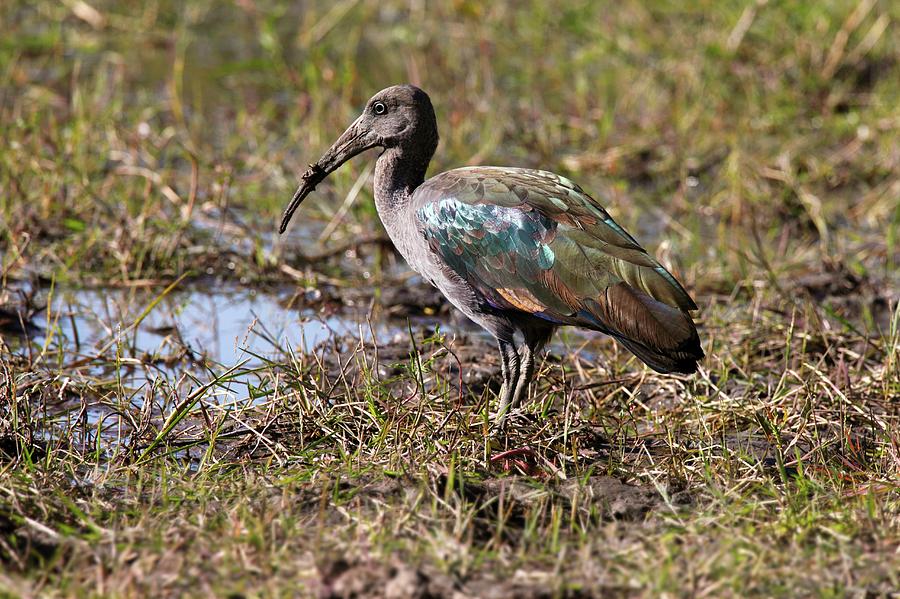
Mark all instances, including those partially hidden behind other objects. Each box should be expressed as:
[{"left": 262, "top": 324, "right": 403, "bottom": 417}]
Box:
[
  {"left": 373, "top": 145, "right": 431, "bottom": 224},
  {"left": 372, "top": 145, "right": 433, "bottom": 271}
]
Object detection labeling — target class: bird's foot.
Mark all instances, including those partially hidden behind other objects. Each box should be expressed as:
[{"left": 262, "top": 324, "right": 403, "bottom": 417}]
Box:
[{"left": 488, "top": 406, "right": 521, "bottom": 434}]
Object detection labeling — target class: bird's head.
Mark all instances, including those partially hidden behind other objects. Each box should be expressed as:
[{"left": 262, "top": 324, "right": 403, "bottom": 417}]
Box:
[{"left": 279, "top": 84, "right": 437, "bottom": 234}]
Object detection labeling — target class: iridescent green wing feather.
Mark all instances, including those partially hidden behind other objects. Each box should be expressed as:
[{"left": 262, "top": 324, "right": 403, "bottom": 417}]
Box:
[
  {"left": 415, "top": 166, "right": 697, "bottom": 311},
  {"left": 413, "top": 166, "right": 703, "bottom": 372}
]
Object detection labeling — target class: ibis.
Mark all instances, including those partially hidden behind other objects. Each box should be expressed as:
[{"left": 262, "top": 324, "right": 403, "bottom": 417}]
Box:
[{"left": 280, "top": 85, "right": 703, "bottom": 422}]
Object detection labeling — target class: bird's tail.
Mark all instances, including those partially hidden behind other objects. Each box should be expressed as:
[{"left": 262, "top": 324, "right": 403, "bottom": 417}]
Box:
[
  {"left": 614, "top": 336, "right": 703, "bottom": 374},
  {"left": 581, "top": 282, "right": 704, "bottom": 374}
]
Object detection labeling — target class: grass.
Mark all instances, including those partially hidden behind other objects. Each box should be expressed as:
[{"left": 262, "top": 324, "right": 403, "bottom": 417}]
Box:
[{"left": 2, "top": 0, "right": 899, "bottom": 597}]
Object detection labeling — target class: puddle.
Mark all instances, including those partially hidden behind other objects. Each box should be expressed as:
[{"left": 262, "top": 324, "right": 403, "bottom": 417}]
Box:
[
  {"left": 4, "top": 282, "right": 461, "bottom": 452},
  {"left": 40, "top": 284, "right": 454, "bottom": 375},
  {"left": 3, "top": 283, "right": 443, "bottom": 405},
  {"left": 48, "top": 285, "right": 375, "bottom": 367}
]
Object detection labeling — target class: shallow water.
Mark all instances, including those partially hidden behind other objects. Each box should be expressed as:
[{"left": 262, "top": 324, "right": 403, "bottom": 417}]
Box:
[
  {"left": 6, "top": 282, "right": 437, "bottom": 449},
  {"left": 33, "top": 283, "right": 448, "bottom": 389},
  {"left": 48, "top": 285, "right": 370, "bottom": 366}
]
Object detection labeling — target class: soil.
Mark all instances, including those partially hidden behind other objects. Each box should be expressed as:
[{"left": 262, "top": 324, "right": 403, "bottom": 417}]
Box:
[{"left": 311, "top": 474, "right": 668, "bottom": 599}]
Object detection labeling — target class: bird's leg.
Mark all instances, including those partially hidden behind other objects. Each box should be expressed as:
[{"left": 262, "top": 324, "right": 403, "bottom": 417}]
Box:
[
  {"left": 495, "top": 339, "right": 520, "bottom": 423},
  {"left": 509, "top": 342, "right": 536, "bottom": 412},
  {"left": 509, "top": 327, "right": 553, "bottom": 414}
]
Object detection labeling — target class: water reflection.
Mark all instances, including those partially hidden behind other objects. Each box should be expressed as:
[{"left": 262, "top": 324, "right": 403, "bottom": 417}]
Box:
[{"left": 45, "top": 285, "right": 408, "bottom": 369}]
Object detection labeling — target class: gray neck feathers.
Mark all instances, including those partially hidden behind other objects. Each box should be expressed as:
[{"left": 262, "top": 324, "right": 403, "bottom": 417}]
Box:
[
  {"left": 373, "top": 143, "right": 435, "bottom": 269},
  {"left": 373, "top": 143, "right": 433, "bottom": 226}
]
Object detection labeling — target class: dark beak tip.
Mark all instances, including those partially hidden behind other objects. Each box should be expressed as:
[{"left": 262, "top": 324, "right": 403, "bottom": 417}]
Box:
[
  {"left": 278, "top": 163, "right": 330, "bottom": 235},
  {"left": 281, "top": 124, "right": 364, "bottom": 234}
]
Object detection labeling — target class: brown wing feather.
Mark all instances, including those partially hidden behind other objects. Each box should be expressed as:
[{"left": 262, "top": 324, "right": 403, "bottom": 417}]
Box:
[
  {"left": 583, "top": 282, "right": 702, "bottom": 373},
  {"left": 414, "top": 167, "right": 704, "bottom": 373}
]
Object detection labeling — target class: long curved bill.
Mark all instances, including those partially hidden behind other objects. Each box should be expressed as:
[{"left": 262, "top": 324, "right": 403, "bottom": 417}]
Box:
[{"left": 279, "top": 115, "right": 375, "bottom": 234}]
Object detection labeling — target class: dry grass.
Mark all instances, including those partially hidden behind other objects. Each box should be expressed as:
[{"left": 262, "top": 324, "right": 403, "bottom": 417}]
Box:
[{"left": 2, "top": 0, "right": 899, "bottom": 597}]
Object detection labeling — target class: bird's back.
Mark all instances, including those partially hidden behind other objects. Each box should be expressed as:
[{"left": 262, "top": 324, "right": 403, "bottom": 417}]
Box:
[{"left": 413, "top": 166, "right": 704, "bottom": 374}]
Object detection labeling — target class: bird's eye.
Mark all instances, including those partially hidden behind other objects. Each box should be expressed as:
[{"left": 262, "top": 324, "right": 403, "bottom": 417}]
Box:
[{"left": 372, "top": 102, "right": 387, "bottom": 115}]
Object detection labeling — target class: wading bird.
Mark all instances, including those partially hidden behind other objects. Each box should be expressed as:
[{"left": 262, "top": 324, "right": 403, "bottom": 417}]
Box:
[{"left": 280, "top": 85, "right": 703, "bottom": 422}]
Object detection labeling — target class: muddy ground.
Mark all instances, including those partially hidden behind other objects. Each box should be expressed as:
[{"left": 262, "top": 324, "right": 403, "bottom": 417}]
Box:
[{"left": 2, "top": 1, "right": 899, "bottom": 596}]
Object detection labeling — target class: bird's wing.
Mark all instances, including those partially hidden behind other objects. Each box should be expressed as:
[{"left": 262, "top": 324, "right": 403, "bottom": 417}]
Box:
[{"left": 413, "top": 167, "right": 703, "bottom": 372}]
